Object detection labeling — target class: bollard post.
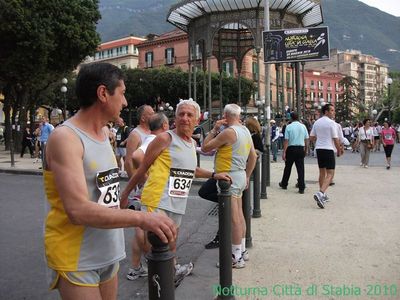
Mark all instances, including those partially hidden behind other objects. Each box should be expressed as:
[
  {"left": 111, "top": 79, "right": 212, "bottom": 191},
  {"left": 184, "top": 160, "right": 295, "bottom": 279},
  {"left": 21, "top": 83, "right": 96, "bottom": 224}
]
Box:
[
  {"left": 217, "top": 180, "right": 234, "bottom": 300},
  {"left": 252, "top": 155, "right": 261, "bottom": 218},
  {"left": 146, "top": 232, "right": 175, "bottom": 300},
  {"left": 242, "top": 185, "right": 252, "bottom": 248},
  {"left": 196, "top": 151, "right": 200, "bottom": 167}
]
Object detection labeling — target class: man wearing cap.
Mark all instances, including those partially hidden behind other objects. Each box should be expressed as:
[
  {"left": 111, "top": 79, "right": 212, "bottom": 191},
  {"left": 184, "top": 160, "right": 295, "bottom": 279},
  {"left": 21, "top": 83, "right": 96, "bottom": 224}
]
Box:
[
  {"left": 279, "top": 112, "right": 309, "bottom": 194},
  {"left": 270, "top": 120, "right": 279, "bottom": 162}
]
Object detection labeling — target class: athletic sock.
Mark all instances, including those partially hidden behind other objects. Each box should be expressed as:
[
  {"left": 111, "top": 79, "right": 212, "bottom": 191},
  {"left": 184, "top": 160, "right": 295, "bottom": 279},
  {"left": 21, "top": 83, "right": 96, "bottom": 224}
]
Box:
[
  {"left": 232, "top": 244, "right": 242, "bottom": 261},
  {"left": 241, "top": 238, "right": 246, "bottom": 253}
]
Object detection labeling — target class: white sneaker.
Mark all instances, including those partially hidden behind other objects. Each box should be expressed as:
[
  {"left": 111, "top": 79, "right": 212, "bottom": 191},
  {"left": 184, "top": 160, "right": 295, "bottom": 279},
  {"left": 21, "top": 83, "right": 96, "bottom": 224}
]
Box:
[
  {"left": 242, "top": 250, "right": 249, "bottom": 261},
  {"left": 313, "top": 192, "right": 325, "bottom": 209},
  {"left": 232, "top": 256, "right": 246, "bottom": 269},
  {"left": 175, "top": 262, "right": 194, "bottom": 277},
  {"left": 364, "top": 165, "right": 368, "bottom": 168},
  {"left": 126, "top": 263, "right": 148, "bottom": 280}
]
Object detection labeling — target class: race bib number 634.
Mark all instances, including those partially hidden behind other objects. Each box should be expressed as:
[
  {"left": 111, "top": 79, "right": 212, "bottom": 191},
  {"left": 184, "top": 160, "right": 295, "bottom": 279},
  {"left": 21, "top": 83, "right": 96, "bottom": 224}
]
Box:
[{"left": 168, "top": 168, "right": 195, "bottom": 198}]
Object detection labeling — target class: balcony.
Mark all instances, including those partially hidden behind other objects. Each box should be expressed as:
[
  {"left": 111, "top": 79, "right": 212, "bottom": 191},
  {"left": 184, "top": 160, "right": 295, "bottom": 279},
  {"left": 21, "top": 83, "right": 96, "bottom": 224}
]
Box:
[
  {"left": 327, "top": 87, "right": 332, "bottom": 91},
  {"left": 310, "top": 85, "right": 315, "bottom": 89}
]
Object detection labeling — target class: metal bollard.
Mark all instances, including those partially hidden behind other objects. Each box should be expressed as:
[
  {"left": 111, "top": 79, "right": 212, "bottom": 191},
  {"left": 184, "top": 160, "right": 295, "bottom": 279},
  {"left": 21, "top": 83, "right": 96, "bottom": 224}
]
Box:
[
  {"left": 261, "top": 149, "right": 269, "bottom": 198},
  {"left": 242, "top": 185, "right": 252, "bottom": 248},
  {"left": 146, "top": 232, "right": 175, "bottom": 300},
  {"left": 252, "top": 155, "right": 261, "bottom": 218},
  {"left": 217, "top": 180, "right": 234, "bottom": 300},
  {"left": 196, "top": 151, "right": 200, "bottom": 167}
]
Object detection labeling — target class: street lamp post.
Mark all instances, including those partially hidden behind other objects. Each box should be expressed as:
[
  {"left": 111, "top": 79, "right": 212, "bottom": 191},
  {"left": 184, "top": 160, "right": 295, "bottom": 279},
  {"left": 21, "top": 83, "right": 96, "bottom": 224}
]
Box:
[
  {"left": 386, "top": 77, "right": 392, "bottom": 122},
  {"left": 61, "top": 78, "right": 68, "bottom": 121},
  {"left": 372, "top": 109, "right": 378, "bottom": 122}
]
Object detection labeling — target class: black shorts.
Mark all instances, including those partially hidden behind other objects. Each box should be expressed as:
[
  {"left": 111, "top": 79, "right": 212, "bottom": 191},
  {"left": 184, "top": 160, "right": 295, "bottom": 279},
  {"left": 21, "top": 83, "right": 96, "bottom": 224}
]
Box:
[{"left": 316, "top": 149, "right": 335, "bottom": 169}]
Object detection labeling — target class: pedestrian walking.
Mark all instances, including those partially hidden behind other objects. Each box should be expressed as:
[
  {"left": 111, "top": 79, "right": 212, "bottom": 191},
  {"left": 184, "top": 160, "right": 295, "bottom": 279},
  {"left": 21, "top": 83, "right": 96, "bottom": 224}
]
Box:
[
  {"left": 279, "top": 112, "right": 309, "bottom": 194},
  {"left": 309, "top": 104, "right": 343, "bottom": 209},
  {"left": 270, "top": 119, "right": 279, "bottom": 162},
  {"left": 380, "top": 121, "right": 396, "bottom": 169},
  {"left": 43, "top": 62, "right": 176, "bottom": 299},
  {"left": 358, "top": 118, "right": 374, "bottom": 168},
  {"left": 20, "top": 127, "right": 34, "bottom": 158}
]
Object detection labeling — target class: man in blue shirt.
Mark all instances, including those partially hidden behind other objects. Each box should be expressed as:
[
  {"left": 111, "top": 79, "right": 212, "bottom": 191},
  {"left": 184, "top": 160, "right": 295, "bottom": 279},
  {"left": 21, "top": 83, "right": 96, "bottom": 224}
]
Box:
[
  {"left": 279, "top": 112, "right": 309, "bottom": 194},
  {"left": 39, "top": 116, "right": 54, "bottom": 167}
]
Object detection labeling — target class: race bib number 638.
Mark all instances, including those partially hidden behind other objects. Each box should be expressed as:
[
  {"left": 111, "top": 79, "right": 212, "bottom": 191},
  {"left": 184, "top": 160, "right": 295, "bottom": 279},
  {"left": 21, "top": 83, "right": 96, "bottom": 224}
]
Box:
[{"left": 96, "top": 168, "right": 120, "bottom": 208}]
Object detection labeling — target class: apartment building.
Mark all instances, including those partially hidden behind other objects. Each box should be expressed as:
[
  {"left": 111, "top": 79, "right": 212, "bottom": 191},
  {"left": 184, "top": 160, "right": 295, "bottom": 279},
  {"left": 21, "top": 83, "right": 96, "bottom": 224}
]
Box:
[
  {"left": 88, "top": 36, "right": 146, "bottom": 69},
  {"left": 307, "top": 49, "right": 389, "bottom": 105}
]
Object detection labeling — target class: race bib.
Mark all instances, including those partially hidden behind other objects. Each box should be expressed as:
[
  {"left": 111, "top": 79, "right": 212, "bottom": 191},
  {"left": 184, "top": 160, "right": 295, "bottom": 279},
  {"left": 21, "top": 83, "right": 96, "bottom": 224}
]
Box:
[
  {"left": 96, "top": 168, "right": 120, "bottom": 208},
  {"left": 116, "top": 134, "right": 121, "bottom": 141},
  {"left": 168, "top": 168, "right": 195, "bottom": 198}
]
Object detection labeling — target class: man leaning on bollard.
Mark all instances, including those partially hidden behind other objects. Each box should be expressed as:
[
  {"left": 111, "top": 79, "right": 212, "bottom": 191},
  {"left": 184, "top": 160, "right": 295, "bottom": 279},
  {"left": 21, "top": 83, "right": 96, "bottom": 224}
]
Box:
[
  {"left": 202, "top": 104, "right": 257, "bottom": 268},
  {"left": 120, "top": 99, "right": 231, "bottom": 281},
  {"left": 278, "top": 112, "right": 309, "bottom": 194},
  {"left": 43, "top": 62, "right": 177, "bottom": 299}
]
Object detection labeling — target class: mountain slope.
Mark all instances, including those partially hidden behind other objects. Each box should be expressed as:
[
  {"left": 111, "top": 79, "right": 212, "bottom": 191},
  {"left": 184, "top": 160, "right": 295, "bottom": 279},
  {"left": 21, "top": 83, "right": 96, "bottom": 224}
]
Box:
[{"left": 96, "top": 0, "right": 400, "bottom": 70}]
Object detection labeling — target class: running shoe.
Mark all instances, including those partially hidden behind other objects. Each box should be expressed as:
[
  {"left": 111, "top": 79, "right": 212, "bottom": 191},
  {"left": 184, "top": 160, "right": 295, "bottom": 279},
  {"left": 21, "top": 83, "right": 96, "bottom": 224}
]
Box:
[
  {"left": 126, "top": 263, "right": 148, "bottom": 280},
  {"left": 242, "top": 250, "right": 249, "bottom": 261},
  {"left": 313, "top": 192, "right": 325, "bottom": 209},
  {"left": 175, "top": 262, "right": 194, "bottom": 278},
  {"left": 205, "top": 234, "right": 219, "bottom": 249},
  {"left": 232, "top": 256, "right": 246, "bottom": 269}
]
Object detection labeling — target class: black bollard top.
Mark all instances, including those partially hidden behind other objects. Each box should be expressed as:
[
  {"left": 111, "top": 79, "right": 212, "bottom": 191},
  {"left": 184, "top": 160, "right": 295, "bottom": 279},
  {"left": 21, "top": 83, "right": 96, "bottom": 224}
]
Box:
[
  {"left": 218, "top": 179, "right": 231, "bottom": 191},
  {"left": 148, "top": 231, "right": 168, "bottom": 248}
]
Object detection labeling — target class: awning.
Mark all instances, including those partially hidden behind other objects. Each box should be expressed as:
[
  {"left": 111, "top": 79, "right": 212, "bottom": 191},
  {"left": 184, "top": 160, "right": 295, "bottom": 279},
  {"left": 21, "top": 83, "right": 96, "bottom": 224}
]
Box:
[{"left": 167, "top": 0, "right": 323, "bottom": 31}]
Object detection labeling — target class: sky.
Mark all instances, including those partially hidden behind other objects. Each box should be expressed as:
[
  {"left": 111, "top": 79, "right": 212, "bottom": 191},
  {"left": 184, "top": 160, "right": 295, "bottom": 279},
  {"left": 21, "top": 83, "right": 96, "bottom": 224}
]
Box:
[{"left": 358, "top": 0, "right": 400, "bottom": 17}]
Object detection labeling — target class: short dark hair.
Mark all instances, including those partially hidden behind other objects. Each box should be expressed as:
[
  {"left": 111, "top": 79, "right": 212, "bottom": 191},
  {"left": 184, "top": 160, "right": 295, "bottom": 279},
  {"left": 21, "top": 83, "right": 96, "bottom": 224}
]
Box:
[
  {"left": 76, "top": 62, "right": 125, "bottom": 108},
  {"left": 149, "top": 113, "right": 168, "bottom": 131},
  {"left": 363, "top": 118, "right": 370, "bottom": 125},
  {"left": 321, "top": 103, "right": 333, "bottom": 115},
  {"left": 290, "top": 112, "right": 298, "bottom": 121}
]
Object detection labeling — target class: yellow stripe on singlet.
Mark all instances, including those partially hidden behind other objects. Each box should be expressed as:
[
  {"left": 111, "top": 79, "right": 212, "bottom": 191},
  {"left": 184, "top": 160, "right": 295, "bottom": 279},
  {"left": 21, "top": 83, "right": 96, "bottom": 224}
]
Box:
[
  {"left": 141, "top": 148, "right": 171, "bottom": 208},
  {"left": 44, "top": 171, "right": 85, "bottom": 270},
  {"left": 215, "top": 144, "right": 233, "bottom": 173}
]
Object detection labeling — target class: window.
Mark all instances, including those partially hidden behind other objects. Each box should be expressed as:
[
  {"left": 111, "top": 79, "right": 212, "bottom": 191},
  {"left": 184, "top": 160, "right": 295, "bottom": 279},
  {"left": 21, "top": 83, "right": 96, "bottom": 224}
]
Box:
[
  {"left": 196, "top": 44, "right": 201, "bottom": 60},
  {"left": 252, "top": 62, "right": 258, "bottom": 80},
  {"left": 165, "top": 48, "right": 174, "bottom": 65},
  {"left": 223, "top": 61, "right": 234, "bottom": 77},
  {"left": 311, "top": 80, "right": 315, "bottom": 88},
  {"left": 286, "top": 72, "right": 291, "bottom": 87},
  {"left": 310, "top": 91, "right": 315, "bottom": 101},
  {"left": 145, "top": 52, "right": 153, "bottom": 68},
  {"left": 318, "top": 80, "right": 323, "bottom": 90}
]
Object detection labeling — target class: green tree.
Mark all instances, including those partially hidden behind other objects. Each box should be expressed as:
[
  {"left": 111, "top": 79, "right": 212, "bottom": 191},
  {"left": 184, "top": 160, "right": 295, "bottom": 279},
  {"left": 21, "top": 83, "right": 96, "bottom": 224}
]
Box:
[
  {"left": 0, "top": 0, "right": 100, "bottom": 149},
  {"left": 335, "top": 76, "right": 360, "bottom": 123}
]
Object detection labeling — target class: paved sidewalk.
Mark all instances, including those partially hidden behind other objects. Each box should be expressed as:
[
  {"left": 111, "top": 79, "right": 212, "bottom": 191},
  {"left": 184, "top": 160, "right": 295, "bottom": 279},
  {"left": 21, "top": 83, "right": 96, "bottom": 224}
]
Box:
[
  {"left": 0, "top": 149, "right": 42, "bottom": 175},
  {"left": 177, "top": 159, "right": 400, "bottom": 300}
]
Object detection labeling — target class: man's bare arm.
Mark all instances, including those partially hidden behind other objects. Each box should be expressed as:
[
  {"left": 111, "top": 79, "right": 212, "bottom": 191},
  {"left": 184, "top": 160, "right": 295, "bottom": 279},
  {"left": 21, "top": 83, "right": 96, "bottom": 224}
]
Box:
[
  {"left": 121, "top": 132, "right": 171, "bottom": 206},
  {"left": 125, "top": 131, "right": 141, "bottom": 177}
]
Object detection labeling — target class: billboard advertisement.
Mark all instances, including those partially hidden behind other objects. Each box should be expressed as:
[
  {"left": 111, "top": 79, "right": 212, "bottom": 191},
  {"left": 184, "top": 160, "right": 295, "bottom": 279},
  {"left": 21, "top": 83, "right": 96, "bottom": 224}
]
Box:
[{"left": 263, "top": 27, "right": 330, "bottom": 64}]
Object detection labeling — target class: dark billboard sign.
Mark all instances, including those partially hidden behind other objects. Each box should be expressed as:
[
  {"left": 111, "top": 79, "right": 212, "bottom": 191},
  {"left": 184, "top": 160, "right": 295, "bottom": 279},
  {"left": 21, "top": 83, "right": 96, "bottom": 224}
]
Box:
[{"left": 263, "top": 27, "right": 330, "bottom": 64}]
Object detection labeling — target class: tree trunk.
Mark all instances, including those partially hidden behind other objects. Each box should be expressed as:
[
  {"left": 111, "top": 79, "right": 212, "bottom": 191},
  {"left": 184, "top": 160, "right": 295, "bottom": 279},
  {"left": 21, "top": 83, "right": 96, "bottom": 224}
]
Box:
[{"left": 2, "top": 84, "right": 13, "bottom": 151}]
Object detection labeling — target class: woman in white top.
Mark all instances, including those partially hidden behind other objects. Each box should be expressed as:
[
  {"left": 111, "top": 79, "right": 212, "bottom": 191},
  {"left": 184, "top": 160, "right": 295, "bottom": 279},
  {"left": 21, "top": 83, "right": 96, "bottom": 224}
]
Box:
[{"left": 357, "top": 118, "right": 374, "bottom": 168}]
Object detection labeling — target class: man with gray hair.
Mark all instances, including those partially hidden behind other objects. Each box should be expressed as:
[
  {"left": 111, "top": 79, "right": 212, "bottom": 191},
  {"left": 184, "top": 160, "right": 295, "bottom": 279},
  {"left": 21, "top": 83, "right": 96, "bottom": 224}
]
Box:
[
  {"left": 121, "top": 99, "right": 231, "bottom": 283},
  {"left": 202, "top": 103, "right": 257, "bottom": 268}
]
